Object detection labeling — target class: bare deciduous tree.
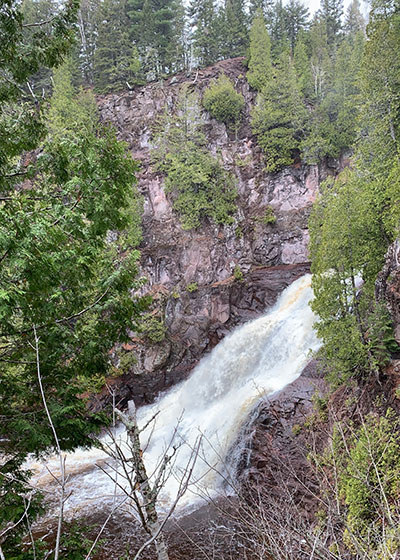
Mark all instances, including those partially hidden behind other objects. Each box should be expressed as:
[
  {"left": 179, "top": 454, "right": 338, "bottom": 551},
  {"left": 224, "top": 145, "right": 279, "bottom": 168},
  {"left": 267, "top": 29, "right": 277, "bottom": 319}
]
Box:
[{"left": 96, "top": 400, "right": 202, "bottom": 560}]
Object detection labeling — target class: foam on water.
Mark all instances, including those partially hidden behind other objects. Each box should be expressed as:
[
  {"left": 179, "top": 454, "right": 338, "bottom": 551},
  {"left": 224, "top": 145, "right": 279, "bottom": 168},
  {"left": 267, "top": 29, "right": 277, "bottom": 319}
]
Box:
[{"left": 28, "top": 274, "right": 320, "bottom": 518}]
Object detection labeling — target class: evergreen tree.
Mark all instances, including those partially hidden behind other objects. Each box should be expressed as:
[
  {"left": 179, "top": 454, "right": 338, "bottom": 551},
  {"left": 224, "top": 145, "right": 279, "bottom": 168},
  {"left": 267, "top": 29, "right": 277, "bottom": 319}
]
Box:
[
  {"left": 309, "top": 15, "right": 331, "bottom": 100},
  {"left": 249, "top": 0, "right": 275, "bottom": 30},
  {"left": 251, "top": 51, "right": 307, "bottom": 171},
  {"left": 270, "top": 0, "right": 290, "bottom": 58},
  {"left": 283, "top": 0, "right": 310, "bottom": 51},
  {"left": 344, "top": 0, "right": 365, "bottom": 36},
  {"left": 150, "top": 0, "right": 180, "bottom": 74},
  {"left": 358, "top": 0, "right": 400, "bottom": 232},
  {"left": 0, "top": 29, "right": 145, "bottom": 555},
  {"left": 93, "top": 0, "right": 134, "bottom": 92},
  {"left": 309, "top": 170, "right": 387, "bottom": 384},
  {"left": 220, "top": 0, "right": 249, "bottom": 59},
  {"left": 318, "top": 0, "right": 344, "bottom": 49},
  {"left": 188, "top": 0, "right": 221, "bottom": 67},
  {"left": 165, "top": 0, "right": 189, "bottom": 73},
  {"left": 75, "top": 0, "right": 102, "bottom": 85},
  {"left": 247, "top": 8, "right": 272, "bottom": 91},
  {"left": 302, "top": 27, "right": 363, "bottom": 163},
  {"left": 21, "top": 0, "right": 59, "bottom": 93},
  {"left": 152, "top": 87, "right": 237, "bottom": 229},
  {"left": 127, "top": 0, "right": 180, "bottom": 76},
  {"left": 293, "top": 33, "right": 312, "bottom": 97},
  {"left": 332, "top": 31, "right": 364, "bottom": 150}
]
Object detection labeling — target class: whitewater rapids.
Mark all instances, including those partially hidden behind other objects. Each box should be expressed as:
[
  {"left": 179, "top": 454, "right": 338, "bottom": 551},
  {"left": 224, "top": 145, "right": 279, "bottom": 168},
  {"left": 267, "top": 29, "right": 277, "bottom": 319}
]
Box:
[{"left": 28, "top": 274, "right": 320, "bottom": 519}]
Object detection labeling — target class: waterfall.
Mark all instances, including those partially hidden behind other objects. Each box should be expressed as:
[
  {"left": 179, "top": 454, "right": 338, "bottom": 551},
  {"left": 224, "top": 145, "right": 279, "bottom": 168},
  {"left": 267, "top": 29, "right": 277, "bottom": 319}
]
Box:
[{"left": 28, "top": 274, "right": 320, "bottom": 520}]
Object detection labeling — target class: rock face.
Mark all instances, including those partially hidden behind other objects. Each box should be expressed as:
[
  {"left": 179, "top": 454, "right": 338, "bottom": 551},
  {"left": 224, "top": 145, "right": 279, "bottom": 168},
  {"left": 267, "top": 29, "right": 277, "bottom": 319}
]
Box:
[
  {"left": 96, "top": 57, "right": 335, "bottom": 406},
  {"left": 239, "top": 360, "right": 326, "bottom": 515}
]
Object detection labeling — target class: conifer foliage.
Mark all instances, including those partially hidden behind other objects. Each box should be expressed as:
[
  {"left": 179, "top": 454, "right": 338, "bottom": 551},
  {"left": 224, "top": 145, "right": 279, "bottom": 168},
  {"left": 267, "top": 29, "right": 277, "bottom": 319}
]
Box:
[{"left": 0, "top": 3, "right": 146, "bottom": 554}]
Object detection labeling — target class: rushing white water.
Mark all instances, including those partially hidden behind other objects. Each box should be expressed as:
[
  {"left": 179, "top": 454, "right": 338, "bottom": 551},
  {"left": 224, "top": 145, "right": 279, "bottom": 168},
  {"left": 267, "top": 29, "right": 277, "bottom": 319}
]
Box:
[{"left": 28, "top": 274, "right": 320, "bottom": 519}]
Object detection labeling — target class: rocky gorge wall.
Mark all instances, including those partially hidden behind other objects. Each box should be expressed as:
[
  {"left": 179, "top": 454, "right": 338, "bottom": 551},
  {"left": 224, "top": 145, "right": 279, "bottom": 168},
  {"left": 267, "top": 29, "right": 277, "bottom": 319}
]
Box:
[{"left": 96, "top": 57, "right": 338, "bottom": 407}]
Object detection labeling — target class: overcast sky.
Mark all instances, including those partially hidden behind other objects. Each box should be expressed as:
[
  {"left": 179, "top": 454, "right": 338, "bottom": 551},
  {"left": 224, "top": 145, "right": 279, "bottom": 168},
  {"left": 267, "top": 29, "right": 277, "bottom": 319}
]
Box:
[{"left": 298, "top": 0, "right": 369, "bottom": 17}]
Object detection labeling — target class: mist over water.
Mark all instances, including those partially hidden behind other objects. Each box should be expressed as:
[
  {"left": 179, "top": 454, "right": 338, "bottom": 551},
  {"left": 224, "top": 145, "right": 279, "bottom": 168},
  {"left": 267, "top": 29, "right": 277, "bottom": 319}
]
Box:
[{"left": 28, "top": 274, "right": 320, "bottom": 519}]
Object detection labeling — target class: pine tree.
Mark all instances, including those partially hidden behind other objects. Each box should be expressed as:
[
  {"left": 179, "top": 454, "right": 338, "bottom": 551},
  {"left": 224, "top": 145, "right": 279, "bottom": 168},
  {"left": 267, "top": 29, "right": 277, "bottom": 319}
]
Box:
[
  {"left": 344, "top": 0, "right": 365, "bottom": 36},
  {"left": 247, "top": 9, "right": 272, "bottom": 91},
  {"left": 251, "top": 51, "right": 307, "bottom": 171},
  {"left": 188, "top": 0, "right": 221, "bottom": 67},
  {"left": 318, "top": 0, "right": 344, "bottom": 49},
  {"left": 93, "top": 0, "right": 134, "bottom": 92},
  {"left": 220, "top": 0, "right": 249, "bottom": 59},
  {"left": 283, "top": 0, "right": 310, "bottom": 51}
]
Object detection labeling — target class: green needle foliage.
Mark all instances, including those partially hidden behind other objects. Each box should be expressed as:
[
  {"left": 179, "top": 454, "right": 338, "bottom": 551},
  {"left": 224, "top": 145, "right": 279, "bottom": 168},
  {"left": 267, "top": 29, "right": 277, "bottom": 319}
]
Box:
[
  {"left": 202, "top": 73, "right": 245, "bottom": 129},
  {"left": 152, "top": 86, "right": 237, "bottom": 229},
  {"left": 309, "top": 170, "right": 387, "bottom": 385},
  {"left": 309, "top": 0, "right": 400, "bottom": 387},
  {"left": 0, "top": 3, "right": 147, "bottom": 554},
  {"left": 251, "top": 51, "right": 306, "bottom": 171},
  {"left": 247, "top": 9, "right": 272, "bottom": 91}
]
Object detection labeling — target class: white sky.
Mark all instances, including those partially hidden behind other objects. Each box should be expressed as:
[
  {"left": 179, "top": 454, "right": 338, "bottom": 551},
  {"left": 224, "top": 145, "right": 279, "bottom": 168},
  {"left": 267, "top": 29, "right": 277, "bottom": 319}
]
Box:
[{"left": 296, "top": 0, "right": 369, "bottom": 17}]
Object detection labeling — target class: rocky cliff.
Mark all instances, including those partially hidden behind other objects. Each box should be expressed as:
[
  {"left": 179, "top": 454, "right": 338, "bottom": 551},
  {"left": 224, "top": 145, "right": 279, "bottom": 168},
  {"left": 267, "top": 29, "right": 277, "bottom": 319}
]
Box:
[{"left": 96, "top": 57, "right": 336, "bottom": 406}]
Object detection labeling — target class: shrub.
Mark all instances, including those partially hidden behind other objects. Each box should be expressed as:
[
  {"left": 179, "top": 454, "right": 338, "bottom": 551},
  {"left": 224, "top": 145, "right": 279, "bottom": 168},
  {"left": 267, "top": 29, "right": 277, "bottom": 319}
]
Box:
[
  {"left": 233, "top": 265, "right": 244, "bottom": 281},
  {"left": 152, "top": 87, "right": 238, "bottom": 230},
  {"left": 261, "top": 205, "right": 276, "bottom": 225},
  {"left": 202, "top": 74, "right": 245, "bottom": 129},
  {"left": 163, "top": 145, "right": 237, "bottom": 230},
  {"left": 141, "top": 314, "right": 166, "bottom": 343},
  {"left": 186, "top": 282, "right": 198, "bottom": 293}
]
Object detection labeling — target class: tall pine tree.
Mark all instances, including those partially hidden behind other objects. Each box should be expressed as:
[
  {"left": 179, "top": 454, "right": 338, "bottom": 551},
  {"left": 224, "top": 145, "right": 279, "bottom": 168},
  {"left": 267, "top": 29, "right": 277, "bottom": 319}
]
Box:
[
  {"left": 188, "top": 0, "right": 222, "bottom": 67},
  {"left": 93, "top": 0, "right": 137, "bottom": 92},
  {"left": 220, "top": 0, "right": 249, "bottom": 59},
  {"left": 251, "top": 51, "right": 307, "bottom": 171},
  {"left": 283, "top": 0, "right": 310, "bottom": 51},
  {"left": 247, "top": 9, "right": 272, "bottom": 91}
]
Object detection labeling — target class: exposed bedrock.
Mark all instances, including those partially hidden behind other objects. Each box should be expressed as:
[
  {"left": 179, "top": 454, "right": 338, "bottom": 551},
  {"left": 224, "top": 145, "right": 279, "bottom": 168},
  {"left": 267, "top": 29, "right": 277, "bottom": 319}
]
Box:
[{"left": 95, "top": 58, "right": 341, "bottom": 407}]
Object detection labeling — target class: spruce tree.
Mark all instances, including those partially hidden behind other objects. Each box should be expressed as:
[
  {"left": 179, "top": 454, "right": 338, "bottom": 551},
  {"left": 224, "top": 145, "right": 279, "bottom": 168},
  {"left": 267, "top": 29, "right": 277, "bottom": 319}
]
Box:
[
  {"left": 150, "top": 0, "right": 179, "bottom": 74},
  {"left": 220, "top": 0, "right": 249, "bottom": 59},
  {"left": 188, "top": 0, "right": 221, "bottom": 67},
  {"left": 93, "top": 0, "right": 134, "bottom": 92},
  {"left": 247, "top": 9, "right": 272, "bottom": 91},
  {"left": 251, "top": 51, "right": 307, "bottom": 171},
  {"left": 283, "top": 0, "right": 310, "bottom": 51},
  {"left": 166, "top": 0, "right": 188, "bottom": 73},
  {"left": 344, "top": 0, "right": 365, "bottom": 35},
  {"left": 319, "top": 0, "right": 344, "bottom": 49},
  {"left": 270, "top": 0, "right": 290, "bottom": 58},
  {"left": 249, "top": 0, "right": 275, "bottom": 30}
]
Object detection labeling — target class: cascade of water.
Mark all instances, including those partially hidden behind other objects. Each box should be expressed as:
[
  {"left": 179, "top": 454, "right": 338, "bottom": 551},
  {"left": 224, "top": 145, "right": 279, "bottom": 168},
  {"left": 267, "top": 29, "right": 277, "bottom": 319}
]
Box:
[{"left": 28, "top": 274, "right": 320, "bottom": 519}]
